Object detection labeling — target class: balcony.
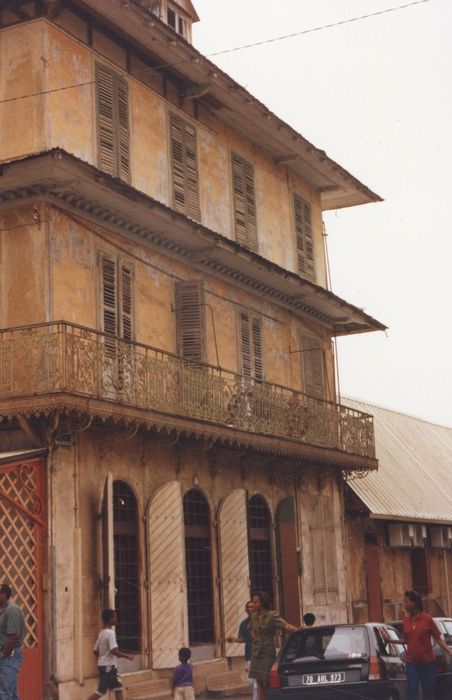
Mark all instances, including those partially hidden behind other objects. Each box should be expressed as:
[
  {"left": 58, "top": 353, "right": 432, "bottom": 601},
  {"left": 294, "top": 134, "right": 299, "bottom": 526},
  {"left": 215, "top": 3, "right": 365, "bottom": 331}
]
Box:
[{"left": 0, "top": 322, "right": 376, "bottom": 467}]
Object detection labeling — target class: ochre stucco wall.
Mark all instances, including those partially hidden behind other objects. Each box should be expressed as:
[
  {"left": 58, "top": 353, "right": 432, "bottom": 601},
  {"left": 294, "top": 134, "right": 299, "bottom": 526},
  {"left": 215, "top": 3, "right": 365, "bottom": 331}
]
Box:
[
  {"left": 45, "top": 207, "right": 335, "bottom": 391},
  {"left": 48, "top": 430, "right": 348, "bottom": 699},
  {"left": 0, "top": 19, "right": 327, "bottom": 284}
]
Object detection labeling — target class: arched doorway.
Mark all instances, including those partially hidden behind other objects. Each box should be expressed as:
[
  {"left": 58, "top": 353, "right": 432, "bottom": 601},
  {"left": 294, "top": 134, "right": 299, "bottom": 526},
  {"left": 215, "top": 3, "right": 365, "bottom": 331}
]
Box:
[
  {"left": 276, "top": 497, "right": 301, "bottom": 625},
  {"left": 365, "top": 533, "right": 383, "bottom": 621},
  {"left": 113, "top": 480, "right": 141, "bottom": 651},
  {"left": 248, "top": 495, "right": 273, "bottom": 602},
  {"left": 183, "top": 489, "right": 215, "bottom": 658}
]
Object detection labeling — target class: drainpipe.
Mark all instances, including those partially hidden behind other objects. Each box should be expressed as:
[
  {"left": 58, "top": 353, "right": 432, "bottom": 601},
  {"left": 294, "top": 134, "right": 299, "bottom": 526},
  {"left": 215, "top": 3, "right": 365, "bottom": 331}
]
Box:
[{"left": 444, "top": 549, "right": 451, "bottom": 617}]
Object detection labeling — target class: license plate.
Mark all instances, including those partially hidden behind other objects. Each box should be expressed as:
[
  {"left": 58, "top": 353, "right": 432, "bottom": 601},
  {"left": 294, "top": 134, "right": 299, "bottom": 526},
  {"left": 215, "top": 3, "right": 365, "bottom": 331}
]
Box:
[{"left": 301, "top": 672, "right": 345, "bottom": 685}]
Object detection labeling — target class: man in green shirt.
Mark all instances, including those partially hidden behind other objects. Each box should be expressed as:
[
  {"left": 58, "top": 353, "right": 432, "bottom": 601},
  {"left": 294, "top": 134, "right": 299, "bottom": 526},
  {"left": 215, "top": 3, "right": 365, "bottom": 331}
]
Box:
[{"left": 0, "top": 583, "right": 25, "bottom": 699}]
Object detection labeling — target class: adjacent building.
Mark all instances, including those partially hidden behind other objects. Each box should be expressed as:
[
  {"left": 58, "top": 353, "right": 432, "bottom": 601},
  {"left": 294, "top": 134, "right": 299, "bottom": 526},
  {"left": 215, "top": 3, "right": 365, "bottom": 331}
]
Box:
[
  {"left": 345, "top": 399, "right": 452, "bottom": 624},
  {"left": 0, "top": 1, "right": 384, "bottom": 698}
]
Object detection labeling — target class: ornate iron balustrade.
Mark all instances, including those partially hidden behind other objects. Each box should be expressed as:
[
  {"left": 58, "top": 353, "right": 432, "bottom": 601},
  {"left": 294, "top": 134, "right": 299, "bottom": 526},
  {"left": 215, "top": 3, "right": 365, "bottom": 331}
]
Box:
[{"left": 0, "top": 322, "right": 375, "bottom": 459}]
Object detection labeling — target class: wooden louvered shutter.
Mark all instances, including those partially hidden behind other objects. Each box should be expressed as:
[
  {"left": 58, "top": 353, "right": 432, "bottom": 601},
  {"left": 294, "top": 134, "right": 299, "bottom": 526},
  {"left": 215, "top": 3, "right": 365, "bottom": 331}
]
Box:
[
  {"left": 311, "top": 498, "right": 327, "bottom": 604},
  {"left": 101, "top": 472, "right": 115, "bottom": 608},
  {"left": 170, "top": 113, "right": 200, "bottom": 220},
  {"left": 301, "top": 333, "right": 325, "bottom": 398},
  {"left": 96, "top": 63, "right": 116, "bottom": 176},
  {"left": 252, "top": 315, "right": 263, "bottom": 380},
  {"left": 148, "top": 481, "right": 188, "bottom": 668},
  {"left": 219, "top": 489, "right": 250, "bottom": 657},
  {"left": 119, "top": 262, "right": 134, "bottom": 341},
  {"left": 239, "top": 310, "right": 263, "bottom": 380},
  {"left": 323, "top": 497, "right": 339, "bottom": 597},
  {"left": 311, "top": 497, "right": 338, "bottom": 604},
  {"left": 96, "top": 62, "right": 130, "bottom": 181},
  {"left": 175, "top": 280, "right": 206, "bottom": 361},
  {"left": 101, "top": 255, "right": 118, "bottom": 358},
  {"left": 117, "top": 74, "right": 131, "bottom": 181},
  {"left": 231, "top": 153, "right": 258, "bottom": 251},
  {"left": 294, "top": 195, "right": 316, "bottom": 281}
]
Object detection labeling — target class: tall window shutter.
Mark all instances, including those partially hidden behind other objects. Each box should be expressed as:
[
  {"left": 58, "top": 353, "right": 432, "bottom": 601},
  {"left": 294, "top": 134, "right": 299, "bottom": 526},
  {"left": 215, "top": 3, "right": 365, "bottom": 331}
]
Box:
[
  {"left": 311, "top": 497, "right": 338, "bottom": 604},
  {"left": 101, "top": 472, "right": 115, "bottom": 608},
  {"left": 323, "top": 498, "right": 339, "bottom": 595},
  {"left": 294, "top": 194, "right": 316, "bottom": 281},
  {"left": 231, "top": 153, "right": 258, "bottom": 251},
  {"left": 311, "top": 499, "right": 326, "bottom": 601},
  {"left": 95, "top": 62, "right": 130, "bottom": 181},
  {"left": 301, "top": 333, "right": 325, "bottom": 399},
  {"left": 175, "top": 280, "right": 206, "bottom": 362},
  {"left": 100, "top": 254, "right": 134, "bottom": 349},
  {"left": 101, "top": 255, "right": 118, "bottom": 358},
  {"left": 119, "top": 263, "right": 134, "bottom": 341},
  {"left": 170, "top": 113, "right": 200, "bottom": 220},
  {"left": 239, "top": 310, "right": 263, "bottom": 380},
  {"left": 117, "top": 75, "right": 131, "bottom": 181}
]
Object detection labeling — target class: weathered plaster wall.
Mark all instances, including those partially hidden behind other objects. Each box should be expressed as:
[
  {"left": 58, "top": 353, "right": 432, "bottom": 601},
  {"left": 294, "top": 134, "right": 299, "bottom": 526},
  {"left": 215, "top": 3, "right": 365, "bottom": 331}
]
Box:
[
  {"left": 49, "top": 429, "right": 347, "bottom": 699},
  {"left": 46, "top": 208, "right": 335, "bottom": 391},
  {"left": 0, "top": 22, "right": 45, "bottom": 160},
  {"left": 0, "top": 19, "right": 328, "bottom": 284},
  {"left": 0, "top": 204, "right": 48, "bottom": 326}
]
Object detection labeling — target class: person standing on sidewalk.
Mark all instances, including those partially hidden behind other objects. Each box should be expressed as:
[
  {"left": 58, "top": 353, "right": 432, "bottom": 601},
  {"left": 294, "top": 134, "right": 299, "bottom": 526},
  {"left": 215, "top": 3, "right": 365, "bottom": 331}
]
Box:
[
  {"left": 227, "top": 600, "right": 257, "bottom": 700},
  {"left": 87, "top": 609, "right": 134, "bottom": 700},
  {"left": 0, "top": 583, "right": 25, "bottom": 700},
  {"left": 381, "top": 589, "right": 452, "bottom": 700}
]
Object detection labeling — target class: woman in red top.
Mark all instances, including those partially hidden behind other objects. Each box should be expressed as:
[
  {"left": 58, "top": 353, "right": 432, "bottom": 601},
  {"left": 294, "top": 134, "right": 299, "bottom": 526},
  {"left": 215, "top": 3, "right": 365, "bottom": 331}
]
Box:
[{"left": 382, "top": 590, "right": 452, "bottom": 700}]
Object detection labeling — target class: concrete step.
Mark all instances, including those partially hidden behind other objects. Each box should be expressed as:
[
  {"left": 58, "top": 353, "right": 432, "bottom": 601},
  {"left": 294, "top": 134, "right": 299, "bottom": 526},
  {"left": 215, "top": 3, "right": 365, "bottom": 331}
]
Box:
[
  {"left": 206, "top": 670, "right": 252, "bottom": 697},
  {"left": 123, "top": 675, "right": 171, "bottom": 700}
]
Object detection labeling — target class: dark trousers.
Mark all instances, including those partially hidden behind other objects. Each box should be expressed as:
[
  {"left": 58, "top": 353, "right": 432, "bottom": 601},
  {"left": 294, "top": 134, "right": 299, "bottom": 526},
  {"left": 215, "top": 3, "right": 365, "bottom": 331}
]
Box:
[{"left": 406, "top": 661, "right": 436, "bottom": 700}]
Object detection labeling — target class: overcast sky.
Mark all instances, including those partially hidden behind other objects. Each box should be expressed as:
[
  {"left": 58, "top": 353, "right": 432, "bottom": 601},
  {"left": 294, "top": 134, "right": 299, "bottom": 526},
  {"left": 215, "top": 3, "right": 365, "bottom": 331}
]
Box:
[{"left": 193, "top": 0, "right": 452, "bottom": 426}]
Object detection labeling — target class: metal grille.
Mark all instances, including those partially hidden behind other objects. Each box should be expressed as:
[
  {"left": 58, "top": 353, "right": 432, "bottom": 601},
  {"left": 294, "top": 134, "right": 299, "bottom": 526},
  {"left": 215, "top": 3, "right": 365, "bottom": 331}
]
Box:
[
  {"left": 183, "top": 490, "right": 214, "bottom": 644},
  {"left": 113, "top": 481, "right": 140, "bottom": 651},
  {"left": 248, "top": 495, "right": 273, "bottom": 601},
  {"left": 0, "top": 458, "right": 45, "bottom": 699}
]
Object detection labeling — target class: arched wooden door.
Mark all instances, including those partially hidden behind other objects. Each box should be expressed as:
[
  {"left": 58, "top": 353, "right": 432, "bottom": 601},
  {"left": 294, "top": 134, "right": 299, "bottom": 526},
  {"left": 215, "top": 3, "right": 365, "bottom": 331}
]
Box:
[{"left": 0, "top": 456, "right": 46, "bottom": 700}]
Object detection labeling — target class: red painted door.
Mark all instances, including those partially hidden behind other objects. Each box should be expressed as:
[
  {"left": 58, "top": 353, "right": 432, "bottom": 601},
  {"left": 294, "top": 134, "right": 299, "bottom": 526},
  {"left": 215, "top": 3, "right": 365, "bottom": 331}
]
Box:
[
  {"left": 0, "top": 457, "right": 46, "bottom": 700},
  {"left": 277, "top": 498, "right": 301, "bottom": 626},
  {"left": 365, "top": 534, "right": 383, "bottom": 622}
]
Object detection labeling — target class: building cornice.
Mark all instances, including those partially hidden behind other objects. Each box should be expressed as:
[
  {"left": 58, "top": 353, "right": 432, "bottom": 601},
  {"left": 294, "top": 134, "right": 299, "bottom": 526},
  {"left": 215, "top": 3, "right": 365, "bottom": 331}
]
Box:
[{"left": 0, "top": 149, "right": 386, "bottom": 335}]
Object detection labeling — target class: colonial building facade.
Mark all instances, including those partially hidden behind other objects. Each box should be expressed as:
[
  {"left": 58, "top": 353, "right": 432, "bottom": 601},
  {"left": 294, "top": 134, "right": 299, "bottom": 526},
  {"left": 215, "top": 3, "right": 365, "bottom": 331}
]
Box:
[
  {"left": 344, "top": 399, "right": 452, "bottom": 625},
  {"left": 0, "top": 2, "right": 383, "bottom": 698}
]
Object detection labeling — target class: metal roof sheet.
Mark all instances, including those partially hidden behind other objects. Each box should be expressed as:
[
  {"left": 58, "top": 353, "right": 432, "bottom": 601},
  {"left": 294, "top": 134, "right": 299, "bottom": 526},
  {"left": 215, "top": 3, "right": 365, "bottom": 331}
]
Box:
[{"left": 344, "top": 398, "right": 452, "bottom": 524}]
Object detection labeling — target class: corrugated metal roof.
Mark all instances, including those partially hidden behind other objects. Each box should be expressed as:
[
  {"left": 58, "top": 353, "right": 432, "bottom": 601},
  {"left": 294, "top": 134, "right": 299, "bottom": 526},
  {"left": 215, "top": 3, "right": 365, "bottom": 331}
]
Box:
[{"left": 344, "top": 398, "right": 452, "bottom": 524}]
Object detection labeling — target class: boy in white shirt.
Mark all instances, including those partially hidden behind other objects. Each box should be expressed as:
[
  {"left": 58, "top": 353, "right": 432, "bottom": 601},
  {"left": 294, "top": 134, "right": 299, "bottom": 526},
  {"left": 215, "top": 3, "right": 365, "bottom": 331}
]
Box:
[{"left": 87, "top": 609, "right": 134, "bottom": 700}]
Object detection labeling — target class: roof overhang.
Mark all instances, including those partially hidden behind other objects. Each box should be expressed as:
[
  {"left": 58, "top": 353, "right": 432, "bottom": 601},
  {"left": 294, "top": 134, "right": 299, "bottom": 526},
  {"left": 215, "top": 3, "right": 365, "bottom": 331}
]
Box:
[
  {"left": 69, "top": 0, "right": 382, "bottom": 210},
  {"left": 0, "top": 448, "right": 47, "bottom": 464},
  {"left": 0, "top": 150, "right": 386, "bottom": 336}
]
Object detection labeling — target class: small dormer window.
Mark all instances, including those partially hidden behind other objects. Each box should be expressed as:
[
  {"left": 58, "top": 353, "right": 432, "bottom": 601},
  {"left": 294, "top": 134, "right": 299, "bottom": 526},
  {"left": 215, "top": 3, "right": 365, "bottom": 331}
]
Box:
[{"left": 167, "top": 5, "right": 188, "bottom": 38}]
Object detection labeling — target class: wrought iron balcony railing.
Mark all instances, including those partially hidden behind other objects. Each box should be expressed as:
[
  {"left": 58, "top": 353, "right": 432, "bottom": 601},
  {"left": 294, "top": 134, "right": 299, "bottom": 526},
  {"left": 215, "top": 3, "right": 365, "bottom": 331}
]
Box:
[{"left": 0, "top": 322, "right": 375, "bottom": 460}]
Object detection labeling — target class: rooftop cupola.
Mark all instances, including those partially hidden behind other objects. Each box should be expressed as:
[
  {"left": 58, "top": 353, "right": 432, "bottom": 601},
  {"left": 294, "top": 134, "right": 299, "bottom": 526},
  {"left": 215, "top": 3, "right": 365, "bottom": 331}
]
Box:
[{"left": 137, "top": 0, "right": 199, "bottom": 42}]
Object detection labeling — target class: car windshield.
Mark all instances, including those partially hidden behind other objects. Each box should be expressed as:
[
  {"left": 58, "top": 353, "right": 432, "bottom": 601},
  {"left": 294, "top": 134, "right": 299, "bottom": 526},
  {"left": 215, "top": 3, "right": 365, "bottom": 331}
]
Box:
[{"left": 282, "top": 626, "right": 368, "bottom": 662}]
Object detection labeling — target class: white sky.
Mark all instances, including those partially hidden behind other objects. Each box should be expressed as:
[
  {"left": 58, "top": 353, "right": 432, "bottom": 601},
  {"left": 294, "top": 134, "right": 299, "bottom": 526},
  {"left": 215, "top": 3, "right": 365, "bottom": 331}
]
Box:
[{"left": 193, "top": 0, "right": 452, "bottom": 426}]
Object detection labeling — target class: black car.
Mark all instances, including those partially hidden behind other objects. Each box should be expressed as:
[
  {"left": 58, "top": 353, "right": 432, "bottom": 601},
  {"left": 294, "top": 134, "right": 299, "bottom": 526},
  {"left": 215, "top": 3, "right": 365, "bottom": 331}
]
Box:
[{"left": 266, "top": 623, "right": 407, "bottom": 699}]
